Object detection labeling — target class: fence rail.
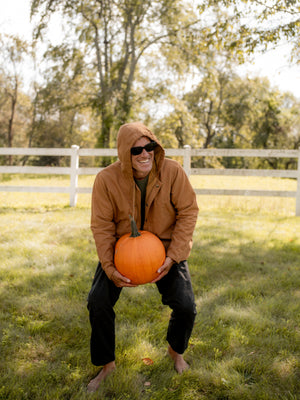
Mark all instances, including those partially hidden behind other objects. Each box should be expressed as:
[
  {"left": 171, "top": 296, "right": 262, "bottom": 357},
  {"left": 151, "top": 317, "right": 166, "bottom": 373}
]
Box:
[{"left": 0, "top": 146, "right": 300, "bottom": 215}]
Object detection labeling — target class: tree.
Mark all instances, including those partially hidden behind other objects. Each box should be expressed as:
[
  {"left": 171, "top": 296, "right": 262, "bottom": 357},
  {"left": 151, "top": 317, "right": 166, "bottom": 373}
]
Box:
[
  {"left": 30, "top": 0, "right": 202, "bottom": 149},
  {"left": 155, "top": 71, "right": 300, "bottom": 169},
  {"left": 24, "top": 0, "right": 299, "bottom": 156},
  {"left": 27, "top": 44, "right": 98, "bottom": 165},
  {"left": 200, "top": 0, "right": 300, "bottom": 63},
  {"left": 0, "top": 34, "right": 31, "bottom": 164}
]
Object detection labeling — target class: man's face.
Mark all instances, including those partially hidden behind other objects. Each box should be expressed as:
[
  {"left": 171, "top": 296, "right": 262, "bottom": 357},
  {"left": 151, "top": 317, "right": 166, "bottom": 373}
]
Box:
[{"left": 131, "top": 136, "right": 155, "bottom": 179}]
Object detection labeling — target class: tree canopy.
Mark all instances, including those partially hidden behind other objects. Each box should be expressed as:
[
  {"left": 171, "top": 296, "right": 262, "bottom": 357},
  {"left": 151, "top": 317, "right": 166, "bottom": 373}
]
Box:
[{"left": 0, "top": 0, "right": 299, "bottom": 167}]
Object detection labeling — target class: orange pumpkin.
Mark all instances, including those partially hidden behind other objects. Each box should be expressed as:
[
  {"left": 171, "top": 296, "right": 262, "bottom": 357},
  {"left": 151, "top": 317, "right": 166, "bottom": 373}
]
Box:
[{"left": 114, "top": 215, "right": 166, "bottom": 285}]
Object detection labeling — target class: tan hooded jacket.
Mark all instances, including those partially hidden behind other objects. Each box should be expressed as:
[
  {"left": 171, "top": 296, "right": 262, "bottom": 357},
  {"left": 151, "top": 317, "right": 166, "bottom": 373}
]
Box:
[{"left": 91, "top": 122, "right": 199, "bottom": 279}]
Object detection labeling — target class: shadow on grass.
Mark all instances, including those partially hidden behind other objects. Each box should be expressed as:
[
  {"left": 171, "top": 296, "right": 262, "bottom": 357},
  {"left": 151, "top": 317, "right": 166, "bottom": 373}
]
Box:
[{"left": 186, "top": 219, "right": 300, "bottom": 400}]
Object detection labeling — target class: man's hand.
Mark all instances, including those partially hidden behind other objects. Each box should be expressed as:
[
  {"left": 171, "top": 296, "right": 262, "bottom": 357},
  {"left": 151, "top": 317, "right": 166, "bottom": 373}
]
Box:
[
  {"left": 110, "top": 269, "right": 137, "bottom": 288},
  {"left": 151, "top": 256, "right": 175, "bottom": 283}
]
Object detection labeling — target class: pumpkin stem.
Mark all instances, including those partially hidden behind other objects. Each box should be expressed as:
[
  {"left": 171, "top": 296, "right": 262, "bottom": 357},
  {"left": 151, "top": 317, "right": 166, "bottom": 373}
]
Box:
[{"left": 129, "top": 214, "right": 141, "bottom": 237}]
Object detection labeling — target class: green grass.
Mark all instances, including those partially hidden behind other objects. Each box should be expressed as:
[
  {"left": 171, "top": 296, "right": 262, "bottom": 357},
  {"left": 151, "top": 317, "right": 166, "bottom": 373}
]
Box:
[{"left": 0, "top": 175, "right": 299, "bottom": 399}]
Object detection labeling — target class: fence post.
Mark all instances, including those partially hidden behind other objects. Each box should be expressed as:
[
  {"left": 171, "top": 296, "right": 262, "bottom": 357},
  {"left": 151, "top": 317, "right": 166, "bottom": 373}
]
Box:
[
  {"left": 183, "top": 145, "right": 191, "bottom": 177},
  {"left": 70, "top": 145, "right": 79, "bottom": 207},
  {"left": 296, "top": 147, "right": 300, "bottom": 216}
]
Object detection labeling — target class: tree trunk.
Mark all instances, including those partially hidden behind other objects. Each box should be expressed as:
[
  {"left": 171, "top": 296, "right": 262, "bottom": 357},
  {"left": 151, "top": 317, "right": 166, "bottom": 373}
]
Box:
[{"left": 7, "top": 80, "right": 18, "bottom": 165}]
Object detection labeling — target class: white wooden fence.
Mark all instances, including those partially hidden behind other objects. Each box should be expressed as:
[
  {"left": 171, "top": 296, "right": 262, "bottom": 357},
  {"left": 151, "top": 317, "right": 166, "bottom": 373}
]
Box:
[{"left": 0, "top": 146, "right": 300, "bottom": 215}]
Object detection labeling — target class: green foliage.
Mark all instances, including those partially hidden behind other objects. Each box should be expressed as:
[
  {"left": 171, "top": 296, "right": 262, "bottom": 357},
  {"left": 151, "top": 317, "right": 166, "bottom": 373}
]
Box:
[
  {"left": 168, "top": 73, "right": 300, "bottom": 166},
  {"left": 0, "top": 34, "right": 32, "bottom": 151},
  {"left": 0, "top": 1, "right": 299, "bottom": 153},
  {"left": 0, "top": 175, "right": 299, "bottom": 399},
  {"left": 29, "top": 46, "right": 97, "bottom": 153},
  {"left": 30, "top": 0, "right": 205, "bottom": 149},
  {"left": 200, "top": 0, "right": 300, "bottom": 62}
]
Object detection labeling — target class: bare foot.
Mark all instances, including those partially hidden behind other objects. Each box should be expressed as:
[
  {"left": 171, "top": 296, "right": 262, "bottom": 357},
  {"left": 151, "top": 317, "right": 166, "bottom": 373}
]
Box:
[
  {"left": 168, "top": 345, "right": 189, "bottom": 374},
  {"left": 87, "top": 361, "right": 116, "bottom": 393}
]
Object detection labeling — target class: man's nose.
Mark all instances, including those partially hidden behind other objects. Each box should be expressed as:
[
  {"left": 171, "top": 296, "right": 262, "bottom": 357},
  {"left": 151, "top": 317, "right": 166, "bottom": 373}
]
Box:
[{"left": 141, "top": 148, "right": 148, "bottom": 156}]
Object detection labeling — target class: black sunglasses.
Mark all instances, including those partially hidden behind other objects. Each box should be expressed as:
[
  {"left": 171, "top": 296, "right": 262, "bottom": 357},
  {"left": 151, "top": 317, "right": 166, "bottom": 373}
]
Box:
[{"left": 130, "top": 141, "right": 157, "bottom": 156}]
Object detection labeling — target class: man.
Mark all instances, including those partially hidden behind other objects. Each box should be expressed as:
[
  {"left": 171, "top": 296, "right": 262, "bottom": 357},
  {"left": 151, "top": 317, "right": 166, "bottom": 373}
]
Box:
[{"left": 87, "top": 122, "right": 198, "bottom": 392}]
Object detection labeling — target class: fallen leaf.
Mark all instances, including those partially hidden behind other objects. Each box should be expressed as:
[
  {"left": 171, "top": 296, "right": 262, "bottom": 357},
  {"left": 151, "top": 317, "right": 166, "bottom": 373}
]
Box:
[
  {"left": 144, "top": 381, "right": 151, "bottom": 386},
  {"left": 142, "top": 358, "right": 154, "bottom": 365}
]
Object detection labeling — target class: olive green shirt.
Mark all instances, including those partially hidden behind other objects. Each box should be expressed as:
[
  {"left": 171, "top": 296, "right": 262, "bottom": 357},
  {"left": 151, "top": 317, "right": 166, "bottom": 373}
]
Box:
[{"left": 134, "top": 175, "right": 149, "bottom": 229}]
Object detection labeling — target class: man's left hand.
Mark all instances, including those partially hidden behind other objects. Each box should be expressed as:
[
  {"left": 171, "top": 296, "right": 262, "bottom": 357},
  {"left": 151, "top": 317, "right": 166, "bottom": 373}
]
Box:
[{"left": 151, "top": 256, "right": 175, "bottom": 283}]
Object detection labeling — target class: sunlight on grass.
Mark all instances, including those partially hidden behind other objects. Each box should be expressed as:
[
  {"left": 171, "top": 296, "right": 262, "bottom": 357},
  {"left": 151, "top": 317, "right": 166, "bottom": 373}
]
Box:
[
  {"left": 0, "top": 175, "right": 299, "bottom": 399},
  {"left": 272, "top": 356, "right": 298, "bottom": 379}
]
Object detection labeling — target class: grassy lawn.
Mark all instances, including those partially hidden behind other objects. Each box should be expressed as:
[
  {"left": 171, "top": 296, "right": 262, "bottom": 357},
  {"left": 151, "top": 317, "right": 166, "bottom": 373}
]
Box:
[{"left": 0, "top": 175, "right": 299, "bottom": 399}]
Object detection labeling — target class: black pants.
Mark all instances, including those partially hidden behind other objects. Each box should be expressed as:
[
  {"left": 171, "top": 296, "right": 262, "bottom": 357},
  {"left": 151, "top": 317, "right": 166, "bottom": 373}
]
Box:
[{"left": 87, "top": 261, "right": 197, "bottom": 366}]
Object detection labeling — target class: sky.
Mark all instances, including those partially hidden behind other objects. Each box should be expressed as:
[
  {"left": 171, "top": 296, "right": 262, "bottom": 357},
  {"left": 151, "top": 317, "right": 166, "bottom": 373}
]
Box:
[{"left": 1, "top": 0, "right": 299, "bottom": 99}]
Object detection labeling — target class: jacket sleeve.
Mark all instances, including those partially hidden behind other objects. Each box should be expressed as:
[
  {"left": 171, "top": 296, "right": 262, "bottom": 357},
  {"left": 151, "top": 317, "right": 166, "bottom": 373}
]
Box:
[
  {"left": 166, "top": 165, "right": 199, "bottom": 263},
  {"left": 90, "top": 172, "right": 117, "bottom": 279}
]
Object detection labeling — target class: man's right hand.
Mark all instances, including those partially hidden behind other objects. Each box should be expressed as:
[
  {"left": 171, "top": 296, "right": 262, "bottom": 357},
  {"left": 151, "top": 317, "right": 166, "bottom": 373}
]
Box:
[{"left": 110, "top": 269, "right": 137, "bottom": 287}]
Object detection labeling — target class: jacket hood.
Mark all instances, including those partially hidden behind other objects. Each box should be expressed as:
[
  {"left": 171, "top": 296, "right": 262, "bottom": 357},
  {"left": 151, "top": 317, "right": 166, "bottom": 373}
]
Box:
[{"left": 117, "top": 122, "right": 165, "bottom": 179}]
